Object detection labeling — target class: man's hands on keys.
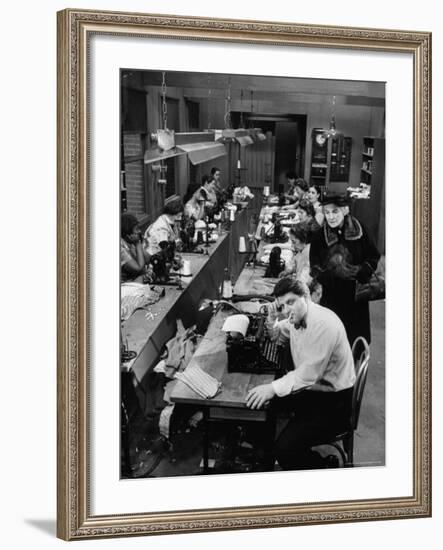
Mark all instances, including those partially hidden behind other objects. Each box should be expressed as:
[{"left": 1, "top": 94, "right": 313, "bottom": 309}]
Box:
[{"left": 246, "top": 383, "right": 276, "bottom": 409}]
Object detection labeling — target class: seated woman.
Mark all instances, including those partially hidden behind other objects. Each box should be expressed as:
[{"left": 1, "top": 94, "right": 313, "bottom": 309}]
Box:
[
  {"left": 143, "top": 194, "right": 184, "bottom": 256},
  {"left": 306, "top": 184, "right": 324, "bottom": 226},
  {"left": 183, "top": 182, "right": 205, "bottom": 221},
  {"left": 120, "top": 212, "right": 150, "bottom": 282},
  {"left": 309, "top": 193, "right": 380, "bottom": 344},
  {"left": 280, "top": 223, "right": 312, "bottom": 283},
  {"left": 284, "top": 171, "right": 297, "bottom": 203},
  {"left": 284, "top": 174, "right": 308, "bottom": 205},
  {"left": 200, "top": 175, "right": 218, "bottom": 213},
  {"left": 210, "top": 166, "right": 224, "bottom": 203},
  {"left": 296, "top": 199, "right": 321, "bottom": 234}
]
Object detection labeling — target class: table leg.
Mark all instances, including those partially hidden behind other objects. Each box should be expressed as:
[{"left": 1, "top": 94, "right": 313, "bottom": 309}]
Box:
[
  {"left": 203, "top": 408, "right": 209, "bottom": 473},
  {"left": 263, "top": 410, "right": 276, "bottom": 471}
]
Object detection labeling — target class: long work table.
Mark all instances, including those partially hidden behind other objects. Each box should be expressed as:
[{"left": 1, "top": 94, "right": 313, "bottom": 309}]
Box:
[{"left": 121, "top": 204, "right": 255, "bottom": 415}]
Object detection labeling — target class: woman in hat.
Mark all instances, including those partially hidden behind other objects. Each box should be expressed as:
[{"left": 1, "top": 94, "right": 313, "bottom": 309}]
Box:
[
  {"left": 309, "top": 193, "right": 380, "bottom": 344},
  {"left": 143, "top": 194, "right": 184, "bottom": 256}
]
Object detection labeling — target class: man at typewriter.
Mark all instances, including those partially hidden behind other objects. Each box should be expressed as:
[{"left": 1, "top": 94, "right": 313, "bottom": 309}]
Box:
[{"left": 246, "top": 277, "right": 356, "bottom": 470}]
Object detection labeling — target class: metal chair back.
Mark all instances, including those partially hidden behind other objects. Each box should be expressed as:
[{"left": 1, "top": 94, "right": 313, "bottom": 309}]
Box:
[{"left": 351, "top": 336, "right": 370, "bottom": 431}]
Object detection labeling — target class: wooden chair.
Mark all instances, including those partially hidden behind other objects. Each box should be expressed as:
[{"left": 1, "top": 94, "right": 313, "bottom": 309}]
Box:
[{"left": 322, "top": 336, "right": 371, "bottom": 467}]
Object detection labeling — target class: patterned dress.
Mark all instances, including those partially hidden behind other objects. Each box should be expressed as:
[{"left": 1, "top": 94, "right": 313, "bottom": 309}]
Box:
[{"left": 143, "top": 214, "right": 179, "bottom": 256}]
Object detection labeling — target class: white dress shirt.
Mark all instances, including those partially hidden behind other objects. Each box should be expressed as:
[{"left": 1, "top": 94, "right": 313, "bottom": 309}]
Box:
[{"left": 270, "top": 302, "right": 356, "bottom": 397}]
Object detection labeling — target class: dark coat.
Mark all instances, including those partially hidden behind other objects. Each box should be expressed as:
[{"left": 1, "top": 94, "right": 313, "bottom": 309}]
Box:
[{"left": 309, "top": 216, "right": 380, "bottom": 344}]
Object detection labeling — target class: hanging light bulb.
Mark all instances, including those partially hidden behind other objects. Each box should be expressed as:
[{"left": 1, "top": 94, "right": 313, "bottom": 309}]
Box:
[
  {"left": 323, "top": 95, "right": 343, "bottom": 139},
  {"left": 248, "top": 90, "right": 266, "bottom": 142}
]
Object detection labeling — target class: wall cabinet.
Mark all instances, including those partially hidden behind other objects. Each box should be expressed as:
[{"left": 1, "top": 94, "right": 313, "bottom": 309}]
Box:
[{"left": 309, "top": 128, "right": 352, "bottom": 190}]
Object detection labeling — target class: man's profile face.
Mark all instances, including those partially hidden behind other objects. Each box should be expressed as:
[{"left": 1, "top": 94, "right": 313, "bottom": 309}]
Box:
[{"left": 279, "top": 292, "right": 308, "bottom": 325}]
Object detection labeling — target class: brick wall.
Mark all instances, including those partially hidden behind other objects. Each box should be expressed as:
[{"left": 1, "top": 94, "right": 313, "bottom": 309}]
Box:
[{"left": 123, "top": 133, "right": 146, "bottom": 216}]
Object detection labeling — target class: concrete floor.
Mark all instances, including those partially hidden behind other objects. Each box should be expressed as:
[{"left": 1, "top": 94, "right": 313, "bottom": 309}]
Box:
[
  {"left": 350, "top": 299, "right": 385, "bottom": 467},
  {"left": 123, "top": 299, "right": 385, "bottom": 477}
]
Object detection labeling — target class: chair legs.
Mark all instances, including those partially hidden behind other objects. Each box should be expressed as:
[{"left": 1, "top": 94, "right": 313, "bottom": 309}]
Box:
[
  {"left": 342, "top": 434, "right": 354, "bottom": 467},
  {"left": 328, "top": 442, "right": 348, "bottom": 467},
  {"left": 322, "top": 433, "right": 354, "bottom": 468}
]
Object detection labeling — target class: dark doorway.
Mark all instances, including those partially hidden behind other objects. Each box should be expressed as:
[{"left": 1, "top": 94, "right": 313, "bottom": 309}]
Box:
[
  {"left": 273, "top": 115, "right": 307, "bottom": 190},
  {"left": 245, "top": 114, "right": 307, "bottom": 193}
]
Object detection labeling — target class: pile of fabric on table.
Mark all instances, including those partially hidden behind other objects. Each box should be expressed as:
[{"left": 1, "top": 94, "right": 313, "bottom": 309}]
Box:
[{"left": 120, "top": 282, "right": 164, "bottom": 321}]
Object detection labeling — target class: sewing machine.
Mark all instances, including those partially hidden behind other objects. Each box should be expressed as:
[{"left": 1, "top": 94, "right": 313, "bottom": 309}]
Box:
[
  {"left": 264, "top": 246, "right": 285, "bottom": 278},
  {"left": 179, "top": 218, "right": 204, "bottom": 254},
  {"left": 261, "top": 214, "right": 289, "bottom": 244},
  {"left": 149, "top": 241, "right": 182, "bottom": 285}
]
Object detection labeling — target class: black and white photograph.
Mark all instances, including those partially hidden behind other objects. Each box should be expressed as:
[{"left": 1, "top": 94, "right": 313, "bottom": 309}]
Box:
[{"left": 120, "top": 69, "right": 386, "bottom": 479}]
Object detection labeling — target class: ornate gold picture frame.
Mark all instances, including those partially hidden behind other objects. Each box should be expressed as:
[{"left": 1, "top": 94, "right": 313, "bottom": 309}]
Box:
[{"left": 57, "top": 8, "right": 431, "bottom": 540}]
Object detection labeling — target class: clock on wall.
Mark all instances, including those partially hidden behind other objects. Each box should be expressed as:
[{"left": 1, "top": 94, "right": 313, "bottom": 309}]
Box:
[{"left": 315, "top": 132, "right": 327, "bottom": 146}]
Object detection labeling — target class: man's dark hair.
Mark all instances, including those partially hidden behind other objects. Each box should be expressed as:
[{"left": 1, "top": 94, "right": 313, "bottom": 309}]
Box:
[
  {"left": 210, "top": 167, "right": 220, "bottom": 176},
  {"left": 286, "top": 171, "right": 296, "bottom": 180},
  {"left": 121, "top": 212, "right": 138, "bottom": 238},
  {"left": 273, "top": 276, "right": 309, "bottom": 298}
]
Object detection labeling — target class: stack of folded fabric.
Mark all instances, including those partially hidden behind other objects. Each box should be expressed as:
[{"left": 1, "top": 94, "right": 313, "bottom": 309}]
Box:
[{"left": 175, "top": 366, "right": 221, "bottom": 399}]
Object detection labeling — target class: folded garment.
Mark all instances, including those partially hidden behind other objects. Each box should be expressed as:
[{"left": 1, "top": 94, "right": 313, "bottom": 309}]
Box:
[
  {"left": 120, "top": 283, "right": 162, "bottom": 321},
  {"left": 175, "top": 366, "right": 221, "bottom": 399}
]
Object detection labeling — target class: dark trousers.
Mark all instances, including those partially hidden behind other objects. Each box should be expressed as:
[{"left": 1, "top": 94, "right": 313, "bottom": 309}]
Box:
[{"left": 273, "top": 388, "right": 353, "bottom": 470}]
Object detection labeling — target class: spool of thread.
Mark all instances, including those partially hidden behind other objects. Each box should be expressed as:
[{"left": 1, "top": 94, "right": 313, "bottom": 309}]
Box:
[
  {"left": 196, "top": 230, "right": 204, "bottom": 244},
  {"left": 181, "top": 259, "right": 192, "bottom": 277},
  {"left": 239, "top": 236, "right": 247, "bottom": 253},
  {"left": 230, "top": 209, "right": 235, "bottom": 221},
  {"left": 263, "top": 186, "right": 270, "bottom": 196}
]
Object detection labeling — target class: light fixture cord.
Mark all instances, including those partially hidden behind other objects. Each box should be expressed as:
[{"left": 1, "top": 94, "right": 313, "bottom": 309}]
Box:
[
  {"left": 224, "top": 78, "right": 232, "bottom": 129},
  {"left": 240, "top": 89, "right": 244, "bottom": 128},
  {"left": 207, "top": 75, "right": 212, "bottom": 130},
  {"left": 161, "top": 72, "right": 168, "bottom": 130}
]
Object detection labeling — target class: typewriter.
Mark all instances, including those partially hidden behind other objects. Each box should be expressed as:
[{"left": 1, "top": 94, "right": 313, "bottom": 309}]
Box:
[{"left": 226, "top": 310, "right": 286, "bottom": 375}]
